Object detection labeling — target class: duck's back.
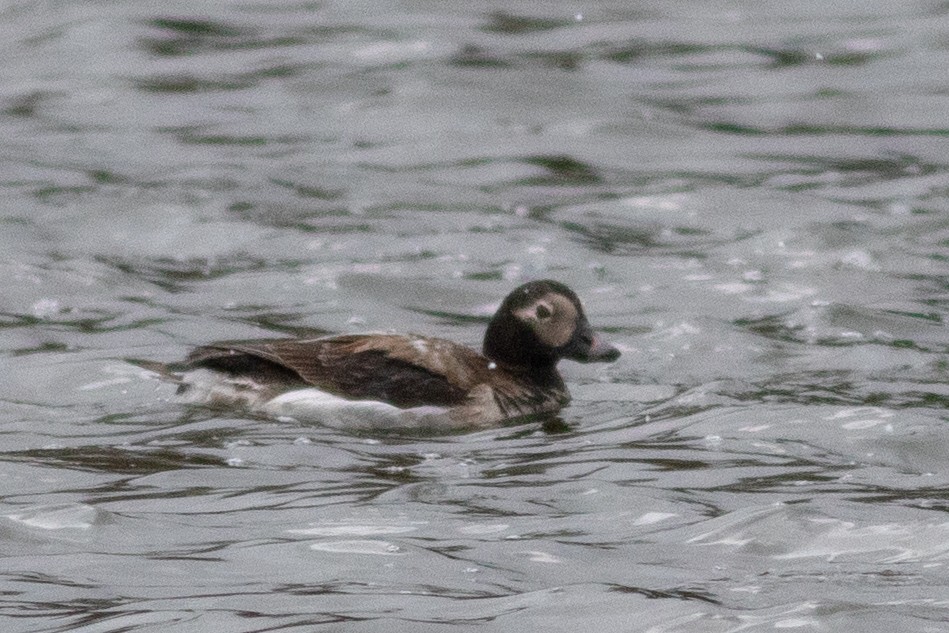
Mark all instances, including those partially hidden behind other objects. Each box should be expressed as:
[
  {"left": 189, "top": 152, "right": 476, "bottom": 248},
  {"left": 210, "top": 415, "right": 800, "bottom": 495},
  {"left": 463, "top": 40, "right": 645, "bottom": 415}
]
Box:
[{"left": 183, "top": 334, "right": 489, "bottom": 409}]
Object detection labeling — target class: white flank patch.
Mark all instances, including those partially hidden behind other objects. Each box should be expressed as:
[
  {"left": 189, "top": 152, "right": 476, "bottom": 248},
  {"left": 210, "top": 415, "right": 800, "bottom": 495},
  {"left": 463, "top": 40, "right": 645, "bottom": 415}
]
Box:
[
  {"left": 263, "top": 389, "right": 450, "bottom": 431},
  {"left": 179, "top": 369, "right": 452, "bottom": 431},
  {"left": 178, "top": 369, "right": 271, "bottom": 409}
]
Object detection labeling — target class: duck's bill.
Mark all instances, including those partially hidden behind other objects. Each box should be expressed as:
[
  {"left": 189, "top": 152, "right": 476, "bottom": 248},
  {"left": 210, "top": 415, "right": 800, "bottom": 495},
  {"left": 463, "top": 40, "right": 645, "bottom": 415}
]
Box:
[{"left": 562, "top": 322, "right": 621, "bottom": 363}]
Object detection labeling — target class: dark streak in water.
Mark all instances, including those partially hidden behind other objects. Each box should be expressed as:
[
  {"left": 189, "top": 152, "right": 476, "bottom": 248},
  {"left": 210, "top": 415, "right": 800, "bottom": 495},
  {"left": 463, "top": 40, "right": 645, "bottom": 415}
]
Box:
[
  {"left": 609, "top": 583, "right": 722, "bottom": 605},
  {"left": 5, "top": 446, "right": 226, "bottom": 475}
]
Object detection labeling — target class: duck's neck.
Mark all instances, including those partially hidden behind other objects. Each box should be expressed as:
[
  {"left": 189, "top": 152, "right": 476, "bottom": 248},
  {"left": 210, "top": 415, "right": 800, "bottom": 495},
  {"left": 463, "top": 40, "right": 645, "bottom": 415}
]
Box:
[{"left": 483, "top": 315, "right": 562, "bottom": 387}]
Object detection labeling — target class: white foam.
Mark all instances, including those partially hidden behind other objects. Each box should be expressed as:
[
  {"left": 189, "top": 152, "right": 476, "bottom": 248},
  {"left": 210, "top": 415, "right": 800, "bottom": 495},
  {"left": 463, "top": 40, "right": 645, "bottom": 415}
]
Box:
[
  {"left": 309, "top": 540, "right": 403, "bottom": 555},
  {"left": 523, "top": 550, "right": 561, "bottom": 564},
  {"left": 7, "top": 503, "right": 98, "bottom": 530},
  {"left": 289, "top": 525, "right": 419, "bottom": 536}
]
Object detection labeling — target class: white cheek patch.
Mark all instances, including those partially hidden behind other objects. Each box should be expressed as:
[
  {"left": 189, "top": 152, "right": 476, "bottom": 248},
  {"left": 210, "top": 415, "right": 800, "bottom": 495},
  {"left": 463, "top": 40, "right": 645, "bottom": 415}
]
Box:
[{"left": 513, "top": 294, "right": 578, "bottom": 348}]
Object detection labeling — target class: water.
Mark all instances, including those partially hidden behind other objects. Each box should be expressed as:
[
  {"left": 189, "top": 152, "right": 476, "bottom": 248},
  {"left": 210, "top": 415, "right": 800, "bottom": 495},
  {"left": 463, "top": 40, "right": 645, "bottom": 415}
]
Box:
[{"left": 2, "top": 1, "right": 948, "bottom": 631}]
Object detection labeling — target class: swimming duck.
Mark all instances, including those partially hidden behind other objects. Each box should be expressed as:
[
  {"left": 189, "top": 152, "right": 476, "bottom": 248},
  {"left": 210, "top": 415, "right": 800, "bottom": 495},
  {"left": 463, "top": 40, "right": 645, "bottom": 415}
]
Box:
[{"left": 159, "top": 280, "right": 620, "bottom": 431}]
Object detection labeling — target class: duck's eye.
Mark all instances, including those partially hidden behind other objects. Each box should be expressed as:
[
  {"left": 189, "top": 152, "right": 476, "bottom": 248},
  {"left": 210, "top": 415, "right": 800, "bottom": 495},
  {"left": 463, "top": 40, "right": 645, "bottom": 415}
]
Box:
[{"left": 535, "top": 303, "right": 552, "bottom": 320}]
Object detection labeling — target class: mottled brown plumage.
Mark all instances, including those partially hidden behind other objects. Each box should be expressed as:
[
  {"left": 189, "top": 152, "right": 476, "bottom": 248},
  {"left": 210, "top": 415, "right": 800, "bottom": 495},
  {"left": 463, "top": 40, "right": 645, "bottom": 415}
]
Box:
[
  {"left": 185, "top": 335, "right": 478, "bottom": 408},
  {"left": 164, "top": 280, "right": 620, "bottom": 430}
]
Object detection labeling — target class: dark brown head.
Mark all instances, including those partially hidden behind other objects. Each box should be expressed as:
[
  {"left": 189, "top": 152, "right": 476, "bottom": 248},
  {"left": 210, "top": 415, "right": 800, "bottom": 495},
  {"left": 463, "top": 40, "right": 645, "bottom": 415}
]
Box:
[{"left": 482, "top": 280, "right": 621, "bottom": 371}]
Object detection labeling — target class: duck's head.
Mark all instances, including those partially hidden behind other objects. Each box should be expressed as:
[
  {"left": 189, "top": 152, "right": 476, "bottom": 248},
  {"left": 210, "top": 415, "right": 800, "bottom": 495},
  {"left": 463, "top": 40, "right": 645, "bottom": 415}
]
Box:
[{"left": 483, "top": 280, "right": 621, "bottom": 371}]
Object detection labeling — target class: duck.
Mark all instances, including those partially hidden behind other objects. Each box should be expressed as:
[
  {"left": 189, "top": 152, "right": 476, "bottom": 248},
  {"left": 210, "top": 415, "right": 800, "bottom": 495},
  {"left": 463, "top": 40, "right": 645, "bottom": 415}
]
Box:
[{"left": 154, "top": 280, "right": 620, "bottom": 432}]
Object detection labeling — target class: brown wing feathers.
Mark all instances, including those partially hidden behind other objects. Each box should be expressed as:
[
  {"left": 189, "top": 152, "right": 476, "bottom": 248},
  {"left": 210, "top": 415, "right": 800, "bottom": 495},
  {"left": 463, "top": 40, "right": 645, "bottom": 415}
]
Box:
[{"left": 185, "top": 335, "right": 473, "bottom": 409}]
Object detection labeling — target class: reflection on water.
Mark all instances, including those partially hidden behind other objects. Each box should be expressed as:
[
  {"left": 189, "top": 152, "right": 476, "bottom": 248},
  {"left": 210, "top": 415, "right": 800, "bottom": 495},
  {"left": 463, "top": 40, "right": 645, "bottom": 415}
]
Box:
[{"left": 1, "top": 0, "right": 948, "bottom": 631}]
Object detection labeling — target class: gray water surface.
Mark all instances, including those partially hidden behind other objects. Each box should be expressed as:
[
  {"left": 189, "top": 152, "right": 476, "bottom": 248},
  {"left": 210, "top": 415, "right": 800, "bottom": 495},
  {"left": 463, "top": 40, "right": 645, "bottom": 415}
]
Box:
[{"left": 2, "top": 1, "right": 948, "bottom": 631}]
